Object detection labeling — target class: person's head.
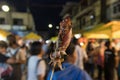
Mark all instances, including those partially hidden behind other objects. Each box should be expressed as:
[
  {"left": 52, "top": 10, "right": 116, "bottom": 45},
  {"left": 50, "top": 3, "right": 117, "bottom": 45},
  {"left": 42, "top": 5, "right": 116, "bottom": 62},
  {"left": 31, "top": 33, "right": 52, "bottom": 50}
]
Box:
[
  {"left": 105, "top": 40, "right": 112, "bottom": 49},
  {"left": 7, "top": 34, "right": 18, "bottom": 47},
  {"left": 7, "top": 34, "right": 16, "bottom": 43},
  {"left": 86, "top": 41, "right": 94, "bottom": 51},
  {"left": 9, "top": 40, "right": 18, "bottom": 48},
  {"left": 72, "top": 37, "right": 78, "bottom": 45},
  {"left": 30, "top": 41, "right": 44, "bottom": 56},
  {"left": 65, "top": 42, "right": 77, "bottom": 64},
  {"left": 0, "top": 41, "right": 8, "bottom": 54}
]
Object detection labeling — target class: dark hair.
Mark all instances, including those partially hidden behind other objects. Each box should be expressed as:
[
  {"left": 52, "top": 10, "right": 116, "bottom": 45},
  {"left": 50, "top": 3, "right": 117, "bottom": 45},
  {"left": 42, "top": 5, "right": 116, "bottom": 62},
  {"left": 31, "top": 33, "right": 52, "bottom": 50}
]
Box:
[
  {"left": 66, "top": 42, "right": 75, "bottom": 56},
  {"left": 7, "top": 34, "right": 16, "bottom": 42},
  {"left": 72, "top": 37, "right": 78, "bottom": 45},
  {"left": 9, "top": 40, "right": 18, "bottom": 47},
  {"left": 30, "top": 41, "right": 43, "bottom": 55},
  {"left": 7, "top": 34, "right": 17, "bottom": 46},
  {"left": 86, "top": 41, "right": 93, "bottom": 51},
  {"left": 0, "top": 41, "right": 8, "bottom": 48},
  {"left": 105, "top": 40, "right": 111, "bottom": 48}
]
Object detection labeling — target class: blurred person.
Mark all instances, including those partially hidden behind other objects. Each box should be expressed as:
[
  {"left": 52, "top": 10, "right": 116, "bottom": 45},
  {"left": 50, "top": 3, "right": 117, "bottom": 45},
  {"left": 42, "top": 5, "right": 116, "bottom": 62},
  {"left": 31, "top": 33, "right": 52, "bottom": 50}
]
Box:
[
  {"left": 47, "top": 42, "right": 92, "bottom": 80},
  {"left": 0, "top": 41, "right": 17, "bottom": 64},
  {"left": 117, "top": 50, "right": 120, "bottom": 80},
  {"left": 72, "top": 37, "right": 88, "bottom": 70},
  {"left": 6, "top": 34, "right": 26, "bottom": 80},
  {"left": 112, "top": 40, "right": 120, "bottom": 80},
  {"left": 6, "top": 34, "right": 19, "bottom": 57},
  {"left": 45, "top": 42, "right": 55, "bottom": 63},
  {"left": 16, "top": 37, "right": 27, "bottom": 65},
  {"left": 19, "top": 44, "right": 28, "bottom": 80},
  {"left": 6, "top": 34, "right": 16, "bottom": 46},
  {"left": 0, "top": 40, "right": 18, "bottom": 80},
  {"left": 104, "top": 40, "right": 117, "bottom": 80},
  {"left": 112, "top": 39, "right": 120, "bottom": 51},
  {"left": 95, "top": 40, "right": 105, "bottom": 80},
  {"left": 42, "top": 41, "right": 48, "bottom": 54},
  {"left": 27, "top": 41, "right": 46, "bottom": 80},
  {"left": 16, "top": 38, "right": 27, "bottom": 80},
  {"left": 85, "top": 41, "right": 95, "bottom": 78}
]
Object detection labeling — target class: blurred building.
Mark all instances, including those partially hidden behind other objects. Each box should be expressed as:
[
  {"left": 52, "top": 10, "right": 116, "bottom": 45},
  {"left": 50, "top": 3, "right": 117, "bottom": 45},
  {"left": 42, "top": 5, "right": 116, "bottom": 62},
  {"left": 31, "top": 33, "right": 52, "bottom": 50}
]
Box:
[
  {"left": 0, "top": 11, "right": 34, "bottom": 31},
  {"left": 0, "top": 1, "right": 35, "bottom": 36},
  {"left": 106, "top": 0, "right": 120, "bottom": 21},
  {"left": 75, "top": 0, "right": 103, "bottom": 33},
  {"left": 60, "top": 0, "right": 120, "bottom": 33}
]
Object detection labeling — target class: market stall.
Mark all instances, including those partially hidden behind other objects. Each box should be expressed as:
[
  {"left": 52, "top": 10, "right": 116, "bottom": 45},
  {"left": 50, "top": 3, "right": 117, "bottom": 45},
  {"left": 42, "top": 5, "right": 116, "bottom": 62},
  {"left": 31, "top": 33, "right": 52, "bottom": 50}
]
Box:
[
  {"left": 0, "top": 29, "right": 11, "bottom": 41},
  {"left": 83, "top": 21, "right": 120, "bottom": 39},
  {"left": 50, "top": 36, "right": 58, "bottom": 42},
  {"left": 24, "top": 32, "right": 42, "bottom": 40}
]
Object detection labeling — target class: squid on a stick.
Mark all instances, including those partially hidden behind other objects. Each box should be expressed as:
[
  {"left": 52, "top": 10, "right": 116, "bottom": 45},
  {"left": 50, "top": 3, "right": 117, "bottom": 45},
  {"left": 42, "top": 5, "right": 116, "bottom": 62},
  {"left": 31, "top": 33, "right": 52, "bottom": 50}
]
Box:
[{"left": 50, "top": 16, "right": 72, "bottom": 80}]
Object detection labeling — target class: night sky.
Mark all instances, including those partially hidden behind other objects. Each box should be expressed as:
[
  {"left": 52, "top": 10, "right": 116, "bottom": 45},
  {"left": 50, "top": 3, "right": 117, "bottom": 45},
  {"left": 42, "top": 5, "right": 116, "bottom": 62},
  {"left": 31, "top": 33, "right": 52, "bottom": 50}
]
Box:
[{"left": 30, "top": 0, "right": 80, "bottom": 31}]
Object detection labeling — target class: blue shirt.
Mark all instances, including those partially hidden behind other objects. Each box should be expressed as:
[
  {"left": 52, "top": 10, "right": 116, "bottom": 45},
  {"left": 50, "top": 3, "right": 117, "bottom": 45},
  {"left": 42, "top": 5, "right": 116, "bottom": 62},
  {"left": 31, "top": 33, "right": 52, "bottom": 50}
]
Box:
[{"left": 47, "top": 62, "right": 92, "bottom": 80}]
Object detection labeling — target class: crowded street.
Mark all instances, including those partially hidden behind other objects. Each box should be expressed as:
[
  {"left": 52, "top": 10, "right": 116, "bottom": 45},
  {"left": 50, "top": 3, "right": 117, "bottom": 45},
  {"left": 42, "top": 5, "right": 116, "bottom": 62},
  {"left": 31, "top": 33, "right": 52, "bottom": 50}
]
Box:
[{"left": 0, "top": 0, "right": 120, "bottom": 80}]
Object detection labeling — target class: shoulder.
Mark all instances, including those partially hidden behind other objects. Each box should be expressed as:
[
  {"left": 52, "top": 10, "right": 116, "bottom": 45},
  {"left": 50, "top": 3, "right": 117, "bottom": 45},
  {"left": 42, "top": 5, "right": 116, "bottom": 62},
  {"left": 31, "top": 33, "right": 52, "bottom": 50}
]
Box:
[
  {"left": 76, "top": 45, "right": 81, "bottom": 49},
  {"left": 29, "top": 56, "right": 37, "bottom": 62},
  {"left": 38, "top": 59, "right": 45, "bottom": 63},
  {"left": 64, "top": 63, "right": 81, "bottom": 72},
  {"left": 63, "top": 63, "right": 92, "bottom": 80},
  {"left": 75, "top": 45, "right": 82, "bottom": 52},
  {"left": 18, "top": 48, "right": 22, "bottom": 52},
  {"left": 67, "top": 64, "right": 91, "bottom": 80},
  {"left": 37, "top": 59, "right": 46, "bottom": 69},
  {"left": 37, "top": 59, "right": 46, "bottom": 76}
]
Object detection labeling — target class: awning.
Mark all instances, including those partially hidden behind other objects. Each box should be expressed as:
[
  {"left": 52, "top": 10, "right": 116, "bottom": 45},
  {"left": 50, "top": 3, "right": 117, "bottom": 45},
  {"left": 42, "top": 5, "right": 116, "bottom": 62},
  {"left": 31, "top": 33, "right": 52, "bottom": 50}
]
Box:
[
  {"left": 50, "top": 36, "right": 58, "bottom": 42},
  {"left": 24, "top": 32, "right": 42, "bottom": 40},
  {"left": 0, "top": 29, "right": 11, "bottom": 41},
  {"left": 83, "top": 21, "right": 120, "bottom": 39}
]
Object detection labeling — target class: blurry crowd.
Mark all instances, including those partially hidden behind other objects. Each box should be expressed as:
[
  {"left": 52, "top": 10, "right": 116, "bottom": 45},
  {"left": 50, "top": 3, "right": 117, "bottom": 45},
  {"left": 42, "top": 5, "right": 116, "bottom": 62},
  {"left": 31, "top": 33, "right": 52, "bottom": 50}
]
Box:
[
  {"left": 84, "top": 39, "right": 120, "bottom": 80},
  {"left": 0, "top": 34, "right": 120, "bottom": 80},
  {"left": 0, "top": 34, "right": 28, "bottom": 80}
]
